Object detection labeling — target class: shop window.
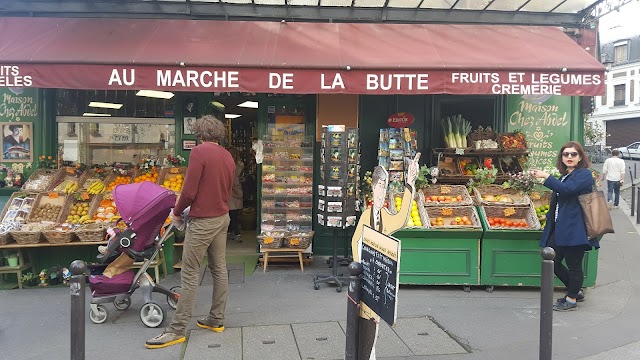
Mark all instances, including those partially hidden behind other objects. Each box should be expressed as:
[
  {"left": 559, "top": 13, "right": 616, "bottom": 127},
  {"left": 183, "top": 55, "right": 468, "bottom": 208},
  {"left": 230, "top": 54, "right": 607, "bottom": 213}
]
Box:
[
  {"left": 614, "top": 84, "right": 626, "bottom": 106},
  {"left": 614, "top": 43, "right": 628, "bottom": 64},
  {"left": 56, "top": 89, "right": 174, "bottom": 117},
  {"left": 56, "top": 119, "right": 175, "bottom": 165}
]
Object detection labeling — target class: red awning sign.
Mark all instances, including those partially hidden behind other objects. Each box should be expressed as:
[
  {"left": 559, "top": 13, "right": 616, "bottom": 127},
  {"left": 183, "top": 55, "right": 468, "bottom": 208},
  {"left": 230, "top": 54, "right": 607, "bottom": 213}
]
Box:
[
  {"left": 387, "top": 113, "right": 415, "bottom": 128},
  {"left": 0, "top": 19, "right": 606, "bottom": 96},
  {"left": 4, "top": 64, "right": 604, "bottom": 96}
]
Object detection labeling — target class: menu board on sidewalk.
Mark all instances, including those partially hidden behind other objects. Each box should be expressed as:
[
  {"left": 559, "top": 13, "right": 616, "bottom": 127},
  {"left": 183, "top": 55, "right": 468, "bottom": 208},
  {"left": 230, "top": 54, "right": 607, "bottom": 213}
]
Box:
[{"left": 360, "top": 225, "right": 401, "bottom": 326}]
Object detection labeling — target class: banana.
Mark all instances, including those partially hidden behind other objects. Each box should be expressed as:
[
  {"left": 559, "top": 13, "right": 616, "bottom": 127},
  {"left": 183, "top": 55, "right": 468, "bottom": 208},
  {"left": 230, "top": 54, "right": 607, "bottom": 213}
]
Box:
[{"left": 87, "top": 181, "right": 105, "bottom": 195}]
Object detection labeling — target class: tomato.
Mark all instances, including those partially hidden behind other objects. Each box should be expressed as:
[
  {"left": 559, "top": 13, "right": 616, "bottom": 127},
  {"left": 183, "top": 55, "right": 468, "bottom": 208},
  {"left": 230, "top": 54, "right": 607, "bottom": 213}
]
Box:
[{"left": 506, "top": 220, "right": 514, "bottom": 227}]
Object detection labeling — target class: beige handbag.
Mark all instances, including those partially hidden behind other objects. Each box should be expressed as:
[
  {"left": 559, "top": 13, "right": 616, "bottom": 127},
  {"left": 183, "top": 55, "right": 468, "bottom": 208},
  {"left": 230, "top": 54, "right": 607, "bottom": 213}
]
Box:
[{"left": 578, "top": 190, "right": 614, "bottom": 240}]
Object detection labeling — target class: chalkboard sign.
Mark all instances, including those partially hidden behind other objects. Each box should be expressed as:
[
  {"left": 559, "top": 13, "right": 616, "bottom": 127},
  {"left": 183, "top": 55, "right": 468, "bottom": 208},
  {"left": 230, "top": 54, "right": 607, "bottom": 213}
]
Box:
[
  {"left": 360, "top": 225, "right": 401, "bottom": 327},
  {"left": 0, "top": 87, "right": 38, "bottom": 122},
  {"left": 507, "top": 95, "right": 572, "bottom": 170}
]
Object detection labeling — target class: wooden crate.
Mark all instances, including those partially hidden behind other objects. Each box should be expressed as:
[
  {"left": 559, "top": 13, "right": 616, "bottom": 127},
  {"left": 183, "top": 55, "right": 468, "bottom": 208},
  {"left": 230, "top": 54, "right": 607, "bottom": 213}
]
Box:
[
  {"left": 132, "top": 167, "right": 161, "bottom": 184},
  {"left": 27, "top": 193, "right": 67, "bottom": 224},
  {"left": 0, "top": 191, "right": 38, "bottom": 223},
  {"left": 158, "top": 167, "right": 187, "bottom": 193},
  {"left": 22, "top": 168, "right": 61, "bottom": 192}
]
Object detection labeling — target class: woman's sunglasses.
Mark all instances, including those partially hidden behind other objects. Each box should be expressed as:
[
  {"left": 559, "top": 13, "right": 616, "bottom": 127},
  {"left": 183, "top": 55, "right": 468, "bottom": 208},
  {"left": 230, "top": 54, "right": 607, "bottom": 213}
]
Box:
[{"left": 562, "top": 151, "right": 579, "bottom": 158}]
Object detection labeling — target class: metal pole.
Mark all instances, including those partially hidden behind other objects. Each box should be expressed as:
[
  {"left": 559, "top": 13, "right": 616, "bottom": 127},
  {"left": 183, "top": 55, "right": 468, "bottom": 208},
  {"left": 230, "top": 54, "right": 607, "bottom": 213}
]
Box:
[
  {"left": 70, "top": 260, "right": 87, "bottom": 360},
  {"left": 345, "top": 262, "right": 363, "bottom": 360},
  {"left": 635, "top": 163, "right": 637, "bottom": 180},
  {"left": 637, "top": 187, "right": 640, "bottom": 225},
  {"left": 630, "top": 167, "right": 635, "bottom": 217},
  {"left": 540, "top": 247, "right": 555, "bottom": 360}
]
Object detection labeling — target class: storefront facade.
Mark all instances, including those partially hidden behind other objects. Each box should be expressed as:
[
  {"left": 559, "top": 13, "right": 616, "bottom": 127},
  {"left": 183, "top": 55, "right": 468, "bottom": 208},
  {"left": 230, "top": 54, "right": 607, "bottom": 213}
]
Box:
[{"left": 0, "top": 14, "right": 605, "bottom": 284}]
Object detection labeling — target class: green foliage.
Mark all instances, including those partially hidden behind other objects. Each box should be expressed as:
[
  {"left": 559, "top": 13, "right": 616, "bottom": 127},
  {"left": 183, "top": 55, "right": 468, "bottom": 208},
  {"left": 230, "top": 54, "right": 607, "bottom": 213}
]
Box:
[{"left": 584, "top": 122, "right": 606, "bottom": 147}]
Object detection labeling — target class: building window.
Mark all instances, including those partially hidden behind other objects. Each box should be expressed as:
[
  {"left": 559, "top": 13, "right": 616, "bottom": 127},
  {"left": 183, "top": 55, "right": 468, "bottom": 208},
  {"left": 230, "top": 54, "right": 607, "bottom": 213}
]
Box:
[
  {"left": 614, "top": 44, "right": 628, "bottom": 64},
  {"left": 614, "top": 84, "right": 626, "bottom": 106},
  {"left": 631, "top": 81, "right": 635, "bottom": 103},
  {"left": 601, "top": 89, "right": 607, "bottom": 106}
]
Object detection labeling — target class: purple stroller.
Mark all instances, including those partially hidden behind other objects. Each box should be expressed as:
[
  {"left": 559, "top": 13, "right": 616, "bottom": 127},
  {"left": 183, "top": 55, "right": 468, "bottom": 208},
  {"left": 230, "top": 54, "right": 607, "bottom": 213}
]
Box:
[{"left": 88, "top": 182, "right": 180, "bottom": 328}]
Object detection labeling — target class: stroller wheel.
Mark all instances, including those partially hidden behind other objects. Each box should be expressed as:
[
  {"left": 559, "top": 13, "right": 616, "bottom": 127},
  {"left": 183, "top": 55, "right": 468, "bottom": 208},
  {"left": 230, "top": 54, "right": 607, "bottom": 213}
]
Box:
[
  {"left": 167, "top": 286, "right": 181, "bottom": 310},
  {"left": 113, "top": 298, "right": 131, "bottom": 311},
  {"left": 89, "top": 305, "right": 109, "bottom": 324},
  {"left": 140, "top": 302, "right": 165, "bottom": 328}
]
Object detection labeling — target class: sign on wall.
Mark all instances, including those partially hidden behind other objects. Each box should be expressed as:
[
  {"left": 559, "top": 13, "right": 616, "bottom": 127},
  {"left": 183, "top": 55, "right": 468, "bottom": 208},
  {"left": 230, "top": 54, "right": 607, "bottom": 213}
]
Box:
[
  {"left": 0, "top": 87, "right": 38, "bottom": 123},
  {"left": 507, "top": 95, "right": 572, "bottom": 171}
]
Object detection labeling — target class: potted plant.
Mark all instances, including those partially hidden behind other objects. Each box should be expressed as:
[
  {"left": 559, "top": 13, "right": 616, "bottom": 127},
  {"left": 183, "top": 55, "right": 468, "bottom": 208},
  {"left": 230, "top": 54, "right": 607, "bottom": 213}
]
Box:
[
  {"left": 6, "top": 253, "right": 18, "bottom": 267},
  {"left": 21, "top": 272, "right": 37, "bottom": 287},
  {"left": 38, "top": 269, "right": 48, "bottom": 286}
]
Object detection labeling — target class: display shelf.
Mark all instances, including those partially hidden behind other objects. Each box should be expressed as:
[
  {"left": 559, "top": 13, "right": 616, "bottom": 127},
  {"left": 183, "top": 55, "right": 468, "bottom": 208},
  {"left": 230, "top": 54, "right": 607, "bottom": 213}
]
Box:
[
  {"left": 433, "top": 148, "right": 528, "bottom": 156},
  {"left": 260, "top": 134, "right": 314, "bottom": 234}
]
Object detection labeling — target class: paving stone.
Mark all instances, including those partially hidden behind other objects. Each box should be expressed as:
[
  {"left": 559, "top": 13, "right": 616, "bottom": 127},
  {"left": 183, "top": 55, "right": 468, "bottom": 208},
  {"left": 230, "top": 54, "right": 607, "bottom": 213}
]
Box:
[
  {"left": 391, "top": 316, "right": 467, "bottom": 356},
  {"left": 375, "top": 322, "right": 414, "bottom": 358},
  {"left": 199, "top": 264, "right": 245, "bottom": 286},
  {"left": 292, "top": 322, "right": 345, "bottom": 360},
  {"left": 183, "top": 327, "right": 242, "bottom": 360},
  {"left": 243, "top": 324, "right": 301, "bottom": 360}
]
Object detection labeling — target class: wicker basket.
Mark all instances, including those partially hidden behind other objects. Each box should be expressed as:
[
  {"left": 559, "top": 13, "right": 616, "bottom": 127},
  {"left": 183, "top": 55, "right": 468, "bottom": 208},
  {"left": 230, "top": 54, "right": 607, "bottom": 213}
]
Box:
[
  {"left": 42, "top": 228, "right": 75, "bottom": 244},
  {"left": 529, "top": 190, "right": 552, "bottom": 209},
  {"left": 437, "top": 155, "right": 460, "bottom": 176},
  {"left": 58, "top": 193, "right": 100, "bottom": 225},
  {"left": 457, "top": 157, "right": 480, "bottom": 176},
  {"left": 0, "top": 191, "right": 38, "bottom": 223},
  {"left": 104, "top": 170, "right": 134, "bottom": 191},
  {"left": 473, "top": 185, "right": 531, "bottom": 206},
  {"left": 388, "top": 192, "right": 430, "bottom": 228},
  {"left": 283, "top": 231, "right": 314, "bottom": 249},
  {"left": 468, "top": 127, "right": 498, "bottom": 142},
  {"left": 158, "top": 167, "right": 187, "bottom": 193},
  {"left": 480, "top": 203, "right": 541, "bottom": 230},
  {"left": 421, "top": 185, "right": 473, "bottom": 207},
  {"left": 81, "top": 168, "right": 110, "bottom": 192},
  {"left": 499, "top": 156, "right": 525, "bottom": 174},
  {"left": 10, "top": 223, "right": 53, "bottom": 245},
  {"left": 257, "top": 231, "right": 286, "bottom": 249},
  {"left": 425, "top": 206, "right": 482, "bottom": 229},
  {"left": 75, "top": 223, "right": 107, "bottom": 242},
  {"left": 0, "top": 232, "right": 13, "bottom": 246},
  {"left": 48, "top": 167, "right": 89, "bottom": 192},
  {"left": 27, "top": 193, "right": 68, "bottom": 224},
  {"left": 22, "top": 168, "right": 61, "bottom": 192},
  {"left": 497, "top": 132, "right": 528, "bottom": 152},
  {"left": 132, "top": 167, "right": 161, "bottom": 184}
]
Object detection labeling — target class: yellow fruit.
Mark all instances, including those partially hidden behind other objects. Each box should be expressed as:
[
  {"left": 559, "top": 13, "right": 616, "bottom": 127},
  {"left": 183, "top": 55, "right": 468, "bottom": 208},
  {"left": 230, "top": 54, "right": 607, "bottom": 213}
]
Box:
[{"left": 163, "top": 181, "right": 171, "bottom": 187}]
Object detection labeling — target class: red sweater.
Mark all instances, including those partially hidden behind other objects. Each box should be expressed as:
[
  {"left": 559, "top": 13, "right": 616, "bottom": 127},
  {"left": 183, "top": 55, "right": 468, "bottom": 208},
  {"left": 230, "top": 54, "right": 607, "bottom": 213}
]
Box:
[{"left": 174, "top": 142, "right": 235, "bottom": 218}]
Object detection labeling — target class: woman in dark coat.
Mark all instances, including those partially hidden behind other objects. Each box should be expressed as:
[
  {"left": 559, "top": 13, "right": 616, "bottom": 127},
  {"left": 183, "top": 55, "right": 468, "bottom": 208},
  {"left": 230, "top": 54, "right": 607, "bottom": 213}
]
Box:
[{"left": 531, "top": 141, "right": 600, "bottom": 311}]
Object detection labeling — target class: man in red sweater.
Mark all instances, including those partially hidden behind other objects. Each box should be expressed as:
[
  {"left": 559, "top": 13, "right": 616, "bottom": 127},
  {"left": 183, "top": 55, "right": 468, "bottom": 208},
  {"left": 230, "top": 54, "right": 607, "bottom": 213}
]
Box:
[{"left": 146, "top": 115, "right": 235, "bottom": 349}]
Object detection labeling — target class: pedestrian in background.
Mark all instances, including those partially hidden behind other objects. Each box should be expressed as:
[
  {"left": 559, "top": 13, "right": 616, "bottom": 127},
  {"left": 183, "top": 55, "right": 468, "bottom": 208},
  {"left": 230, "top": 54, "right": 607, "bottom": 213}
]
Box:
[
  {"left": 227, "top": 147, "right": 244, "bottom": 243},
  {"left": 601, "top": 149, "right": 625, "bottom": 209},
  {"left": 530, "top": 141, "right": 600, "bottom": 311},
  {"left": 146, "top": 115, "right": 235, "bottom": 349}
]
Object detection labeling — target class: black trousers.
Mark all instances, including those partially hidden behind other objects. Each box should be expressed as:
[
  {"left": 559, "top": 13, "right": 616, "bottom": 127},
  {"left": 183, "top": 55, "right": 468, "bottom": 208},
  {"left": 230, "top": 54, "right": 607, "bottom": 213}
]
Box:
[
  {"left": 553, "top": 245, "right": 586, "bottom": 298},
  {"left": 228, "top": 209, "right": 240, "bottom": 235}
]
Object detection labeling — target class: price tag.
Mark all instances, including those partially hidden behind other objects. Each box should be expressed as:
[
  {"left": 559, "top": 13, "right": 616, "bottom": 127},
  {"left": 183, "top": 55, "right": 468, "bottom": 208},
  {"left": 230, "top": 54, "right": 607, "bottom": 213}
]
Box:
[
  {"left": 264, "top": 237, "right": 273, "bottom": 245},
  {"left": 503, "top": 207, "right": 516, "bottom": 217},
  {"left": 440, "top": 186, "right": 451, "bottom": 194},
  {"left": 48, "top": 192, "right": 59, "bottom": 198},
  {"left": 455, "top": 148, "right": 465, "bottom": 155},
  {"left": 441, "top": 208, "right": 453, "bottom": 216},
  {"left": 290, "top": 238, "right": 300, "bottom": 246}
]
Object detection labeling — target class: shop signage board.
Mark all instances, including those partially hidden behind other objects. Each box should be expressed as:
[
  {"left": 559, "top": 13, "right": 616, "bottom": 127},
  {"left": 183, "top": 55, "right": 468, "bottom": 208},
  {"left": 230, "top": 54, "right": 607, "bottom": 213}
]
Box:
[
  {"left": 4, "top": 64, "right": 604, "bottom": 96},
  {"left": 506, "top": 95, "right": 572, "bottom": 170},
  {"left": 0, "top": 87, "right": 38, "bottom": 123},
  {"left": 387, "top": 112, "right": 415, "bottom": 128},
  {"left": 360, "top": 225, "right": 401, "bottom": 326}
]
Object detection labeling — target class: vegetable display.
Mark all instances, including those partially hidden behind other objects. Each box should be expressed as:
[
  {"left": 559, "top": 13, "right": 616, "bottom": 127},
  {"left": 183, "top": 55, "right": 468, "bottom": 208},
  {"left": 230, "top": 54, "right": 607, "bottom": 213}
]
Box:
[{"left": 441, "top": 114, "right": 472, "bottom": 148}]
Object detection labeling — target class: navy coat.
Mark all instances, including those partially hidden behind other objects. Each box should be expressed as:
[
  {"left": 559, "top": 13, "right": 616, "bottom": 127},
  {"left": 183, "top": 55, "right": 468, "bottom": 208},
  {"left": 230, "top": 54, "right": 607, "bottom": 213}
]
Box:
[{"left": 539, "top": 168, "right": 600, "bottom": 249}]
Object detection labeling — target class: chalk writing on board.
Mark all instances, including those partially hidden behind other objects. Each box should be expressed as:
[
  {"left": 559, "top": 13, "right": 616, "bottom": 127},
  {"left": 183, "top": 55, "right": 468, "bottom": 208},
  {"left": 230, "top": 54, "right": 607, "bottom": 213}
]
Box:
[
  {"left": 360, "top": 226, "right": 401, "bottom": 326},
  {"left": 507, "top": 95, "right": 572, "bottom": 170},
  {"left": 0, "top": 88, "right": 38, "bottom": 122}
]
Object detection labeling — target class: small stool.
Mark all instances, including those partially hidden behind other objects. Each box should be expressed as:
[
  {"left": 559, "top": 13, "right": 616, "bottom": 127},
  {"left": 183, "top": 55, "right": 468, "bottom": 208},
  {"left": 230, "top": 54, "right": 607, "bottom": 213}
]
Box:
[
  {"left": 132, "top": 249, "right": 167, "bottom": 283},
  {"left": 262, "top": 248, "right": 304, "bottom": 273}
]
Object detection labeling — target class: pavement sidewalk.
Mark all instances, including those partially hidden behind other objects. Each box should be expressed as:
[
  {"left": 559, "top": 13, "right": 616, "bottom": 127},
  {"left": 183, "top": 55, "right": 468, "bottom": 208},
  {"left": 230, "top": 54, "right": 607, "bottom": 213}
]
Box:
[{"left": 2, "top": 202, "right": 640, "bottom": 359}]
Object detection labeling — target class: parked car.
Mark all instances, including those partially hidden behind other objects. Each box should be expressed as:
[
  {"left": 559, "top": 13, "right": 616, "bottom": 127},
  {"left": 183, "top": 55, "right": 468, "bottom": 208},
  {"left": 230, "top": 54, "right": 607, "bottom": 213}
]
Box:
[{"left": 614, "top": 142, "right": 640, "bottom": 159}]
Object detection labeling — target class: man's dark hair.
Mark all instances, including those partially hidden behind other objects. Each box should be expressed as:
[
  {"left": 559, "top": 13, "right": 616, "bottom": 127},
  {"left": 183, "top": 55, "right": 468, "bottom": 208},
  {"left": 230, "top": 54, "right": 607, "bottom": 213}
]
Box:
[
  {"left": 612, "top": 149, "right": 620, "bottom": 157},
  {"left": 8, "top": 124, "right": 22, "bottom": 132}
]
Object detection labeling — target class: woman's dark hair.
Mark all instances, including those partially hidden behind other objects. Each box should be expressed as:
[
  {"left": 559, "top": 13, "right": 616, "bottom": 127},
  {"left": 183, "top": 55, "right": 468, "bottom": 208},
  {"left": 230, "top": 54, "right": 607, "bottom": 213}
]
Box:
[
  {"left": 9, "top": 124, "right": 22, "bottom": 131},
  {"left": 556, "top": 141, "right": 591, "bottom": 175}
]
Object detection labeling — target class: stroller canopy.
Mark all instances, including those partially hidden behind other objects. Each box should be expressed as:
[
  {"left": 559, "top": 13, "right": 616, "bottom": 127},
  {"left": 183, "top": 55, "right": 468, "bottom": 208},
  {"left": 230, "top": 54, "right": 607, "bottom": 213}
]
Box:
[{"left": 113, "top": 182, "right": 177, "bottom": 230}]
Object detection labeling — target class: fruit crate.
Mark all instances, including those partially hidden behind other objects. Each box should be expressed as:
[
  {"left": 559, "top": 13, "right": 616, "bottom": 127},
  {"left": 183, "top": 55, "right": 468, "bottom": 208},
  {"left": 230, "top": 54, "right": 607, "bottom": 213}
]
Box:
[
  {"left": 27, "top": 193, "right": 67, "bottom": 224},
  {"left": 472, "top": 185, "right": 531, "bottom": 206},
  {"left": 425, "top": 206, "right": 482, "bottom": 229},
  {"left": 132, "top": 167, "right": 161, "bottom": 184},
  {"left": 457, "top": 157, "right": 480, "bottom": 176},
  {"left": 529, "top": 190, "right": 552, "bottom": 228},
  {"left": 421, "top": 185, "right": 473, "bottom": 207},
  {"left": 497, "top": 132, "right": 527, "bottom": 152},
  {"left": 48, "top": 167, "right": 88, "bottom": 192},
  {"left": 388, "top": 191, "right": 430, "bottom": 228},
  {"left": 480, "top": 204, "right": 541, "bottom": 230},
  {"left": 81, "top": 168, "right": 111, "bottom": 192},
  {"left": 158, "top": 167, "right": 186, "bottom": 193},
  {"left": 59, "top": 193, "right": 100, "bottom": 225},
  {"left": 22, "top": 168, "right": 61, "bottom": 192},
  {"left": 437, "top": 154, "right": 460, "bottom": 176}
]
